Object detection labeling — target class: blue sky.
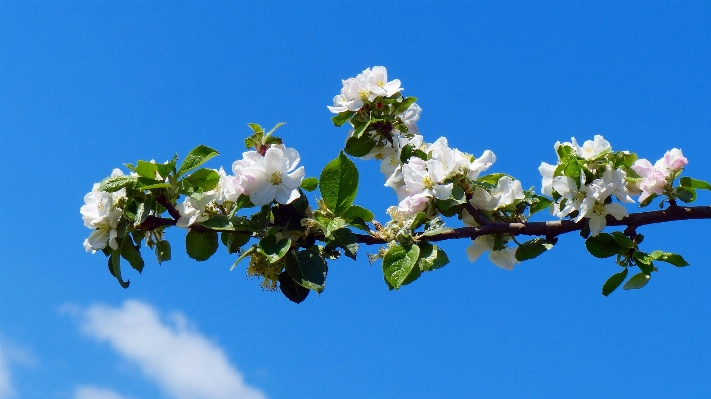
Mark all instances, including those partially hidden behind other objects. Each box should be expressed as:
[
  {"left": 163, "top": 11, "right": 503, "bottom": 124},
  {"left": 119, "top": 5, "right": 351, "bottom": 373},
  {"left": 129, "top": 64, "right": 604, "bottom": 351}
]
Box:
[{"left": 1, "top": 1, "right": 710, "bottom": 398}]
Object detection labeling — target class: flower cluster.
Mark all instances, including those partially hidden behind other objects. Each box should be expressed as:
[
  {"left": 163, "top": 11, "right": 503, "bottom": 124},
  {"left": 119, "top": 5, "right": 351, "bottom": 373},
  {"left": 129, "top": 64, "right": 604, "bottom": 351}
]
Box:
[
  {"left": 81, "top": 169, "right": 127, "bottom": 252},
  {"left": 631, "top": 149, "right": 687, "bottom": 203},
  {"left": 540, "top": 135, "right": 635, "bottom": 236},
  {"left": 175, "top": 145, "right": 305, "bottom": 228},
  {"left": 327, "top": 66, "right": 403, "bottom": 114}
]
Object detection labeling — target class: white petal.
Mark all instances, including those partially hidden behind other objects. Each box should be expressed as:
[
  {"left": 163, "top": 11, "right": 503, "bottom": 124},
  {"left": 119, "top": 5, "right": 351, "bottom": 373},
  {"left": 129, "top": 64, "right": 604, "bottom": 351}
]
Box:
[{"left": 250, "top": 184, "right": 277, "bottom": 207}]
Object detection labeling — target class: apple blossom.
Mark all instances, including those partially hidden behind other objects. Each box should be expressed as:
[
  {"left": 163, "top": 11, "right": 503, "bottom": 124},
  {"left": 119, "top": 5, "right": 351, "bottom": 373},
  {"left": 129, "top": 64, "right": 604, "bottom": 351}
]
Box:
[
  {"left": 245, "top": 146, "right": 305, "bottom": 207},
  {"left": 466, "top": 236, "right": 520, "bottom": 271}
]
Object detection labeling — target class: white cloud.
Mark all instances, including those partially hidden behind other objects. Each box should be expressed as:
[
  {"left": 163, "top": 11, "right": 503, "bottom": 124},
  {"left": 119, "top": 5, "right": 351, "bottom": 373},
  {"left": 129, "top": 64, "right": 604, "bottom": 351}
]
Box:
[
  {"left": 0, "top": 341, "right": 14, "bottom": 399},
  {"left": 0, "top": 337, "right": 37, "bottom": 399},
  {"left": 75, "top": 300, "right": 266, "bottom": 399},
  {"left": 74, "top": 386, "right": 135, "bottom": 399}
]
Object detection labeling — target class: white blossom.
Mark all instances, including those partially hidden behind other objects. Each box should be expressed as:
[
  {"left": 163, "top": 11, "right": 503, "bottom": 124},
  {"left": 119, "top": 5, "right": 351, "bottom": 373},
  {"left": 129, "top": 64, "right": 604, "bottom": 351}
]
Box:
[
  {"left": 245, "top": 146, "right": 305, "bottom": 207},
  {"left": 466, "top": 236, "right": 520, "bottom": 270}
]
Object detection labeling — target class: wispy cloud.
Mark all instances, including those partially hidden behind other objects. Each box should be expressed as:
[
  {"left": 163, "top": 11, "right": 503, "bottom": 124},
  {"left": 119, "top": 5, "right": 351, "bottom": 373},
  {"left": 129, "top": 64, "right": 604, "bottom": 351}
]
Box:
[
  {"left": 74, "top": 386, "right": 135, "bottom": 399},
  {"left": 0, "top": 341, "right": 14, "bottom": 399},
  {"left": 72, "top": 300, "right": 267, "bottom": 399}
]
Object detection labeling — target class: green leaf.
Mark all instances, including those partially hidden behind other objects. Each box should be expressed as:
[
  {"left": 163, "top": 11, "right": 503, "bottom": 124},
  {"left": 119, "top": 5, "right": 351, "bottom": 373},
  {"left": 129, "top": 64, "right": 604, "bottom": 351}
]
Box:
[
  {"left": 639, "top": 193, "right": 658, "bottom": 208},
  {"left": 320, "top": 151, "right": 359, "bottom": 215},
  {"left": 435, "top": 185, "right": 466, "bottom": 211},
  {"left": 108, "top": 251, "right": 130, "bottom": 289},
  {"left": 185, "top": 168, "right": 220, "bottom": 191},
  {"left": 134, "top": 177, "right": 171, "bottom": 190},
  {"left": 610, "top": 231, "right": 635, "bottom": 249},
  {"left": 300, "top": 177, "right": 318, "bottom": 192},
  {"left": 278, "top": 271, "right": 310, "bottom": 304},
  {"left": 177, "top": 145, "right": 219, "bottom": 176},
  {"left": 331, "top": 111, "right": 354, "bottom": 127},
  {"left": 135, "top": 160, "right": 159, "bottom": 178},
  {"left": 155, "top": 240, "right": 171, "bottom": 264},
  {"left": 185, "top": 230, "right": 219, "bottom": 261},
  {"left": 257, "top": 235, "right": 291, "bottom": 264},
  {"left": 585, "top": 233, "right": 621, "bottom": 258},
  {"left": 344, "top": 134, "right": 376, "bottom": 157},
  {"left": 675, "top": 187, "right": 696, "bottom": 203},
  {"left": 247, "top": 123, "right": 264, "bottom": 135},
  {"left": 680, "top": 177, "right": 711, "bottom": 190},
  {"left": 98, "top": 175, "right": 138, "bottom": 192},
  {"left": 395, "top": 96, "right": 418, "bottom": 113},
  {"left": 352, "top": 120, "right": 371, "bottom": 138},
  {"left": 328, "top": 228, "right": 359, "bottom": 260},
  {"left": 382, "top": 244, "right": 420, "bottom": 290},
  {"left": 652, "top": 252, "right": 689, "bottom": 267},
  {"left": 416, "top": 243, "right": 449, "bottom": 272},
  {"left": 341, "top": 205, "right": 374, "bottom": 223},
  {"left": 477, "top": 173, "right": 507, "bottom": 186},
  {"left": 120, "top": 238, "right": 144, "bottom": 273},
  {"left": 515, "top": 238, "right": 555, "bottom": 261},
  {"left": 602, "top": 268, "right": 629, "bottom": 296},
  {"left": 529, "top": 196, "right": 553, "bottom": 215},
  {"left": 623, "top": 272, "right": 651, "bottom": 290},
  {"left": 221, "top": 232, "right": 251, "bottom": 254},
  {"left": 285, "top": 249, "right": 328, "bottom": 293},
  {"left": 200, "top": 215, "right": 256, "bottom": 232}
]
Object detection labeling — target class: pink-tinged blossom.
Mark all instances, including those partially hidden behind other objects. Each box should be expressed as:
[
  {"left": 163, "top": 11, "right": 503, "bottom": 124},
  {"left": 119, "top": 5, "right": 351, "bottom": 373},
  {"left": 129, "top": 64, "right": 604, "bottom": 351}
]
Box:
[
  {"left": 631, "top": 148, "right": 688, "bottom": 202},
  {"left": 397, "top": 157, "right": 453, "bottom": 216}
]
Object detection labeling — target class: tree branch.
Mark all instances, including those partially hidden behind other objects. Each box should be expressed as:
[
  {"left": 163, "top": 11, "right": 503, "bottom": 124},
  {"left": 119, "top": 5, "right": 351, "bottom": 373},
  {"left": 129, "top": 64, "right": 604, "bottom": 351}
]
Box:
[{"left": 354, "top": 205, "right": 711, "bottom": 245}]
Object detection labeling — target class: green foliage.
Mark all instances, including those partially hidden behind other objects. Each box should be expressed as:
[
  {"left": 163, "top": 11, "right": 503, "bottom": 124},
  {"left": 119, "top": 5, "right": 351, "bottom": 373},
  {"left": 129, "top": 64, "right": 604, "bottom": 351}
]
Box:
[
  {"left": 300, "top": 177, "right": 319, "bottom": 192},
  {"left": 185, "top": 230, "right": 219, "bottom": 261},
  {"left": 382, "top": 244, "right": 421, "bottom": 290},
  {"left": 177, "top": 145, "right": 219, "bottom": 176},
  {"left": 320, "top": 151, "right": 359, "bottom": 215},
  {"left": 515, "top": 238, "right": 555, "bottom": 261},
  {"left": 285, "top": 248, "right": 328, "bottom": 293},
  {"left": 602, "top": 268, "right": 628, "bottom": 296},
  {"left": 155, "top": 240, "right": 171, "bottom": 264},
  {"left": 585, "top": 233, "right": 622, "bottom": 258},
  {"left": 257, "top": 235, "right": 291, "bottom": 264},
  {"left": 98, "top": 175, "right": 137, "bottom": 192},
  {"left": 623, "top": 272, "right": 650, "bottom": 290}
]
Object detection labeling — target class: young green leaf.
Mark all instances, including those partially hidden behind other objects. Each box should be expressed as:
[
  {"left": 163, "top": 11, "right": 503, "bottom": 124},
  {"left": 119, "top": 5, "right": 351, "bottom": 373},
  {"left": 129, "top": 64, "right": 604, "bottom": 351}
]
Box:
[
  {"left": 327, "top": 227, "right": 360, "bottom": 260},
  {"left": 320, "top": 151, "right": 359, "bottom": 215},
  {"left": 529, "top": 196, "right": 553, "bottom": 215},
  {"left": 610, "top": 231, "right": 635, "bottom": 249},
  {"left": 278, "top": 271, "right": 310, "bottom": 304},
  {"left": 344, "top": 134, "right": 376, "bottom": 158},
  {"left": 284, "top": 249, "right": 328, "bottom": 293},
  {"left": 185, "top": 230, "right": 219, "bottom": 261},
  {"left": 680, "top": 177, "right": 711, "bottom": 191},
  {"left": 98, "top": 175, "right": 138, "bottom": 192},
  {"left": 120, "top": 238, "right": 145, "bottom": 273},
  {"left": 185, "top": 168, "right": 220, "bottom": 191},
  {"left": 331, "top": 111, "right": 354, "bottom": 127},
  {"left": 652, "top": 252, "right": 689, "bottom": 267},
  {"left": 220, "top": 232, "right": 251, "bottom": 255},
  {"left": 177, "top": 145, "right": 219, "bottom": 176},
  {"left": 341, "top": 205, "right": 374, "bottom": 223},
  {"left": 300, "top": 177, "right": 319, "bottom": 192},
  {"left": 623, "top": 272, "right": 650, "bottom": 290},
  {"left": 108, "top": 251, "right": 130, "bottom": 289},
  {"left": 155, "top": 240, "right": 171, "bottom": 264},
  {"left": 585, "top": 233, "right": 621, "bottom": 258},
  {"left": 382, "top": 244, "right": 420, "bottom": 290},
  {"left": 515, "top": 238, "right": 555, "bottom": 261},
  {"left": 257, "top": 235, "right": 292, "bottom": 264},
  {"left": 602, "top": 267, "right": 629, "bottom": 296},
  {"left": 416, "top": 243, "right": 449, "bottom": 272}
]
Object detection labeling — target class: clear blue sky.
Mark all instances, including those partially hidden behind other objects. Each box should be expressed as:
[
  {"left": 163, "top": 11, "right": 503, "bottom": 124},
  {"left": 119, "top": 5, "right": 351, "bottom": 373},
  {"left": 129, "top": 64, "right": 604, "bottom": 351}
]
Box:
[{"left": 1, "top": 2, "right": 710, "bottom": 398}]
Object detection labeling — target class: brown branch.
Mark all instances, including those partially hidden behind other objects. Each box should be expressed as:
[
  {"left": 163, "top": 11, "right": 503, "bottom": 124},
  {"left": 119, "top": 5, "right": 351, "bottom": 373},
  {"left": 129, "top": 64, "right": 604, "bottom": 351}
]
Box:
[
  {"left": 353, "top": 205, "right": 711, "bottom": 245},
  {"left": 137, "top": 204, "right": 711, "bottom": 247}
]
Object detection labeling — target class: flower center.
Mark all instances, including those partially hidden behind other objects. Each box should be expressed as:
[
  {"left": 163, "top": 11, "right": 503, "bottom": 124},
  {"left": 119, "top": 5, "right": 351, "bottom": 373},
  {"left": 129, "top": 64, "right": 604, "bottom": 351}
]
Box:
[
  {"left": 269, "top": 171, "right": 283, "bottom": 185},
  {"left": 422, "top": 175, "right": 434, "bottom": 189},
  {"left": 358, "top": 89, "right": 370, "bottom": 101},
  {"left": 377, "top": 80, "right": 384, "bottom": 88},
  {"left": 592, "top": 201, "right": 605, "bottom": 216}
]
